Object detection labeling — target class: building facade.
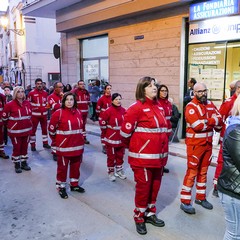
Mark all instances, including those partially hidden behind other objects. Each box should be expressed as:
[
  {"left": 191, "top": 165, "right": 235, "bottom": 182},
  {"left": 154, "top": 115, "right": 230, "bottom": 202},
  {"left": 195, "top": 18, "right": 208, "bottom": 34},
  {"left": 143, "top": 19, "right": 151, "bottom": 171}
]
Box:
[
  {"left": 23, "top": 0, "right": 240, "bottom": 137},
  {"left": 0, "top": 0, "right": 60, "bottom": 87}
]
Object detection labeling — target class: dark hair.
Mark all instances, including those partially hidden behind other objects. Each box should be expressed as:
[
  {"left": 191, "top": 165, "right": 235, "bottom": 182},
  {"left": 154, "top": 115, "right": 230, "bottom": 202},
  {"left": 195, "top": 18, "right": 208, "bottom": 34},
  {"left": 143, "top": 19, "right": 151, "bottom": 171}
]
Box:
[
  {"left": 157, "top": 84, "right": 169, "bottom": 99},
  {"left": 61, "top": 92, "right": 77, "bottom": 109},
  {"left": 104, "top": 84, "right": 112, "bottom": 90},
  {"left": 35, "top": 78, "right": 42, "bottom": 84},
  {"left": 135, "top": 76, "right": 156, "bottom": 103},
  {"left": 53, "top": 81, "right": 61, "bottom": 89},
  {"left": 64, "top": 83, "right": 72, "bottom": 92},
  {"left": 112, "top": 93, "right": 122, "bottom": 101},
  {"left": 190, "top": 78, "right": 197, "bottom": 85},
  {"left": 77, "top": 80, "right": 84, "bottom": 84}
]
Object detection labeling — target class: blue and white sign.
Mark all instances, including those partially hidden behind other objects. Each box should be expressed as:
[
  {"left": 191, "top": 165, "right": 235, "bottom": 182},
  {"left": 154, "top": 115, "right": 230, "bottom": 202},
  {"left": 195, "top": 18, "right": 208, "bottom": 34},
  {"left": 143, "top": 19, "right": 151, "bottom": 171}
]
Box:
[
  {"left": 190, "top": 0, "right": 239, "bottom": 21},
  {"left": 189, "top": 15, "right": 240, "bottom": 43}
]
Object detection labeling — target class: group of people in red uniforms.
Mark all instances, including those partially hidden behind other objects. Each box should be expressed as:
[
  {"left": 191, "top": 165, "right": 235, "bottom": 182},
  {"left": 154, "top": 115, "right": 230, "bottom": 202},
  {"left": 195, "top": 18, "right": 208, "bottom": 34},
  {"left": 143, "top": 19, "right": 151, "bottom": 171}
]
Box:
[{"left": 2, "top": 75, "right": 232, "bottom": 236}]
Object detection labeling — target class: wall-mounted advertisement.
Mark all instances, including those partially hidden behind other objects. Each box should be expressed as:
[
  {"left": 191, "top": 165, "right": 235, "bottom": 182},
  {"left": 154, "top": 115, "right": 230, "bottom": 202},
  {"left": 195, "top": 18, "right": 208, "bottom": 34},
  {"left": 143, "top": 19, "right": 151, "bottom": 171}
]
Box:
[
  {"left": 189, "top": 0, "right": 239, "bottom": 21},
  {"left": 189, "top": 15, "right": 240, "bottom": 43}
]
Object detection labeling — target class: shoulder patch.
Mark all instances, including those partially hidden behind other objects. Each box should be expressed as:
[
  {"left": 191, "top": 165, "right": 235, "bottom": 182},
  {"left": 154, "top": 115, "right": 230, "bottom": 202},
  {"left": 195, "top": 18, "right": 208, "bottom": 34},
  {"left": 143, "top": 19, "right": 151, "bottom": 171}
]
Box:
[
  {"left": 189, "top": 109, "right": 195, "bottom": 115},
  {"left": 125, "top": 122, "right": 132, "bottom": 130}
]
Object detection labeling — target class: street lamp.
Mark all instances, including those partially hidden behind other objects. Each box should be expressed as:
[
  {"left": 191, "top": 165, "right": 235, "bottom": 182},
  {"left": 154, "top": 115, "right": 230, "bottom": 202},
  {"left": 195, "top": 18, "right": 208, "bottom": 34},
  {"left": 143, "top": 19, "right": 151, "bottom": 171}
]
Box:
[{"left": 0, "top": 16, "right": 24, "bottom": 36}]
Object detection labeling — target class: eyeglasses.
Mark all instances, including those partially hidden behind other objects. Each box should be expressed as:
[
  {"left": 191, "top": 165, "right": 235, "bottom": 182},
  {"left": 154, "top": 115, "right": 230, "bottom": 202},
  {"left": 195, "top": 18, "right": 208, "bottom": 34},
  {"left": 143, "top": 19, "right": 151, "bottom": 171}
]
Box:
[
  {"left": 160, "top": 90, "right": 168, "bottom": 92},
  {"left": 195, "top": 89, "right": 208, "bottom": 94},
  {"left": 57, "top": 86, "right": 64, "bottom": 88}
]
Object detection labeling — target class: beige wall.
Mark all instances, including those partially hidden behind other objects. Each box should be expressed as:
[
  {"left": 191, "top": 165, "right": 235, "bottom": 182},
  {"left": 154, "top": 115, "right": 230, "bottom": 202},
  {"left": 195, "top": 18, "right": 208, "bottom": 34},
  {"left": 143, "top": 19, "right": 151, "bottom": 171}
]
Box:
[{"left": 61, "top": 12, "right": 186, "bottom": 108}]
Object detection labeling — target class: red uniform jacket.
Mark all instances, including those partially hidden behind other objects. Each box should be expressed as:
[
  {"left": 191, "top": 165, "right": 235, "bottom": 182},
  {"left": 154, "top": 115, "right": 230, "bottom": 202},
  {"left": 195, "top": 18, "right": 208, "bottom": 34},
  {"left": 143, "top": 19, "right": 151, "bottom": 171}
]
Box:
[
  {"left": 48, "top": 92, "right": 62, "bottom": 114},
  {"left": 218, "top": 94, "right": 237, "bottom": 142},
  {"left": 158, "top": 98, "right": 172, "bottom": 136},
  {"left": 120, "top": 98, "right": 169, "bottom": 168},
  {"left": 2, "top": 99, "right": 32, "bottom": 137},
  {"left": 185, "top": 97, "right": 223, "bottom": 146},
  {"left": 96, "top": 95, "right": 112, "bottom": 119},
  {"left": 0, "top": 93, "right": 6, "bottom": 127},
  {"left": 27, "top": 89, "right": 48, "bottom": 117},
  {"left": 99, "top": 105, "right": 126, "bottom": 147},
  {"left": 48, "top": 108, "right": 84, "bottom": 157},
  {"left": 72, "top": 88, "right": 90, "bottom": 115}
]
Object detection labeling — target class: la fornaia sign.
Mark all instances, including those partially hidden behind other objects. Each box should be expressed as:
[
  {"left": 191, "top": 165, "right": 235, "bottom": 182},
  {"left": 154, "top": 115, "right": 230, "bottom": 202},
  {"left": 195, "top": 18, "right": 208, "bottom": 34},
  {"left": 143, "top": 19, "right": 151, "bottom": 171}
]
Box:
[{"left": 189, "top": 0, "right": 239, "bottom": 21}]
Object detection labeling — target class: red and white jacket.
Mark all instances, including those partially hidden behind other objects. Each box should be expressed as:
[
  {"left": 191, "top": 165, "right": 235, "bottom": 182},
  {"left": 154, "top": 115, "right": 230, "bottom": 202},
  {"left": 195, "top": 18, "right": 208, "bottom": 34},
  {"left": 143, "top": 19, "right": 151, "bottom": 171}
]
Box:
[
  {"left": 99, "top": 105, "right": 126, "bottom": 147},
  {"left": 120, "top": 98, "right": 169, "bottom": 168},
  {"left": 158, "top": 98, "right": 172, "bottom": 136},
  {"left": 2, "top": 99, "right": 32, "bottom": 137},
  {"left": 0, "top": 93, "right": 6, "bottom": 127},
  {"left": 185, "top": 97, "right": 223, "bottom": 146},
  {"left": 72, "top": 88, "right": 90, "bottom": 115},
  {"left": 48, "top": 92, "right": 62, "bottom": 114},
  {"left": 218, "top": 93, "right": 237, "bottom": 142},
  {"left": 96, "top": 94, "right": 112, "bottom": 119},
  {"left": 48, "top": 108, "right": 84, "bottom": 157},
  {"left": 27, "top": 89, "right": 48, "bottom": 117}
]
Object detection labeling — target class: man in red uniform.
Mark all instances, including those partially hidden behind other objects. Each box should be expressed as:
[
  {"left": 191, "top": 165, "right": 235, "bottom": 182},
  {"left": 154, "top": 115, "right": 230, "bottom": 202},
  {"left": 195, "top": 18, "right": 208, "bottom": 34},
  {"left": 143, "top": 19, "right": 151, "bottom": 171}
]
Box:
[
  {"left": 72, "top": 80, "right": 90, "bottom": 144},
  {"left": 28, "top": 78, "right": 50, "bottom": 151},
  {"left": 212, "top": 80, "right": 240, "bottom": 197},
  {"left": 48, "top": 81, "right": 64, "bottom": 160},
  {"left": 180, "top": 82, "right": 222, "bottom": 214},
  {"left": 0, "top": 93, "right": 9, "bottom": 159},
  {"left": 96, "top": 84, "right": 112, "bottom": 154}
]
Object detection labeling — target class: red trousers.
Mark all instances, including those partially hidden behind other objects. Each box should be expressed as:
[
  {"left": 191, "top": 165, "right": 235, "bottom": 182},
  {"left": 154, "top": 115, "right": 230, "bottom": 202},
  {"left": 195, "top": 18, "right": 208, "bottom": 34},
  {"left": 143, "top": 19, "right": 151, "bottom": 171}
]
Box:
[
  {"left": 213, "top": 143, "right": 223, "bottom": 188},
  {"left": 56, "top": 155, "right": 82, "bottom": 188},
  {"left": 181, "top": 143, "right": 212, "bottom": 204},
  {"left": 81, "top": 113, "right": 88, "bottom": 138},
  {"left": 30, "top": 115, "right": 48, "bottom": 147},
  {"left": 10, "top": 136, "right": 29, "bottom": 162},
  {"left": 0, "top": 125, "right": 4, "bottom": 152},
  {"left": 106, "top": 145, "right": 124, "bottom": 173},
  {"left": 132, "top": 166, "right": 163, "bottom": 223}
]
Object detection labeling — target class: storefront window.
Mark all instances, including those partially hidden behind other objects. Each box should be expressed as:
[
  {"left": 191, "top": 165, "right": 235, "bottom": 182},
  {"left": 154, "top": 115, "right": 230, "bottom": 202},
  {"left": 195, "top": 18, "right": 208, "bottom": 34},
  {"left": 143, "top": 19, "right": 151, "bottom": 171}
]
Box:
[
  {"left": 188, "top": 41, "right": 240, "bottom": 107},
  {"left": 81, "top": 35, "right": 109, "bottom": 86}
]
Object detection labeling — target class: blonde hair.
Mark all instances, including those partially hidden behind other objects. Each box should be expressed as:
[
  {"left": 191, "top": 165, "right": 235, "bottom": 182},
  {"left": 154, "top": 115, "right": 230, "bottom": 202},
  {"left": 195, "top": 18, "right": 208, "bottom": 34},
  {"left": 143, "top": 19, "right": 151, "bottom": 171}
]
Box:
[
  {"left": 12, "top": 86, "right": 26, "bottom": 100},
  {"left": 231, "top": 94, "right": 240, "bottom": 116}
]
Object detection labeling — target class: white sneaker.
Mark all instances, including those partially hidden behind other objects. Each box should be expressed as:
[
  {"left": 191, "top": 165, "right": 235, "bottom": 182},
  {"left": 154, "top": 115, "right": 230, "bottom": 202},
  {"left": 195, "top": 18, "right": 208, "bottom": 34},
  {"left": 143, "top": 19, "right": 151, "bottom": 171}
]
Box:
[
  {"left": 108, "top": 172, "right": 116, "bottom": 182},
  {"left": 115, "top": 170, "right": 127, "bottom": 179}
]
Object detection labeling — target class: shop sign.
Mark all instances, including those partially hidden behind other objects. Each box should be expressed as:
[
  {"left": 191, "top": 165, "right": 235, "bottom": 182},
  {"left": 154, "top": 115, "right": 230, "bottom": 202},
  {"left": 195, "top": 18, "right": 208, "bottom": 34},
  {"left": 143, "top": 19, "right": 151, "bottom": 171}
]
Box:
[
  {"left": 189, "top": 0, "right": 239, "bottom": 21},
  {"left": 189, "top": 15, "right": 240, "bottom": 43}
]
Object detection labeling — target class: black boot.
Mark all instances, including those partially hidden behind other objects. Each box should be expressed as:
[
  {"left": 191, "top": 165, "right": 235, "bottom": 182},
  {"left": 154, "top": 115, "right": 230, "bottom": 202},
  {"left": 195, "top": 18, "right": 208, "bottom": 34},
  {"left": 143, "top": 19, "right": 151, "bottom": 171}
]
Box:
[
  {"left": 15, "top": 162, "right": 22, "bottom": 173},
  {"left": 21, "top": 161, "right": 31, "bottom": 171},
  {"left": 135, "top": 222, "right": 147, "bottom": 235}
]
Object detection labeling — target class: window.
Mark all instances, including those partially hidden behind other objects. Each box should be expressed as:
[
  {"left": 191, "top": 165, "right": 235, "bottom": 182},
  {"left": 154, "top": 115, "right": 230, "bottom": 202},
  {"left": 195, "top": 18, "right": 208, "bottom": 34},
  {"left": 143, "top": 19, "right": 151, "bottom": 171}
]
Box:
[
  {"left": 80, "top": 35, "right": 109, "bottom": 86},
  {"left": 188, "top": 41, "right": 240, "bottom": 107}
]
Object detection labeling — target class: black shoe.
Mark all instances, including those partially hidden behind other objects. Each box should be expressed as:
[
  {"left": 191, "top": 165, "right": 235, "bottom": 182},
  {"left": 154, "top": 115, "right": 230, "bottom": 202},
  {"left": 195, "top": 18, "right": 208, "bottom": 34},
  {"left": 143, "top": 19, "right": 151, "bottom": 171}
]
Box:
[
  {"left": 0, "top": 152, "right": 9, "bottom": 159},
  {"left": 53, "top": 154, "right": 57, "bottom": 161},
  {"left": 84, "top": 139, "right": 90, "bottom": 144},
  {"left": 145, "top": 215, "right": 165, "bottom": 227},
  {"left": 21, "top": 161, "right": 31, "bottom": 171},
  {"left": 70, "top": 185, "right": 85, "bottom": 193},
  {"left": 43, "top": 144, "right": 51, "bottom": 149},
  {"left": 163, "top": 167, "right": 169, "bottom": 173},
  {"left": 180, "top": 203, "right": 196, "bottom": 214},
  {"left": 135, "top": 222, "right": 147, "bottom": 235},
  {"left": 31, "top": 146, "right": 36, "bottom": 151},
  {"left": 195, "top": 199, "right": 213, "bottom": 210},
  {"left": 59, "top": 188, "right": 68, "bottom": 199},
  {"left": 212, "top": 189, "right": 219, "bottom": 197},
  {"left": 15, "top": 163, "right": 22, "bottom": 174}
]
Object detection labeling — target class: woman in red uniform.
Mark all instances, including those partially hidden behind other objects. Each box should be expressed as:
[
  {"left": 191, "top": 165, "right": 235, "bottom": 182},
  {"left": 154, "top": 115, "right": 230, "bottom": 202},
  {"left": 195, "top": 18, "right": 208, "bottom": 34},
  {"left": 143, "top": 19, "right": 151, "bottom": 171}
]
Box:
[
  {"left": 2, "top": 86, "right": 32, "bottom": 173},
  {"left": 99, "top": 93, "right": 126, "bottom": 181},
  {"left": 48, "top": 92, "right": 85, "bottom": 199},
  {"left": 157, "top": 84, "right": 172, "bottom": 173},
  {"left": 120, "top": 77, "right": 169, "bottom": 235}
]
